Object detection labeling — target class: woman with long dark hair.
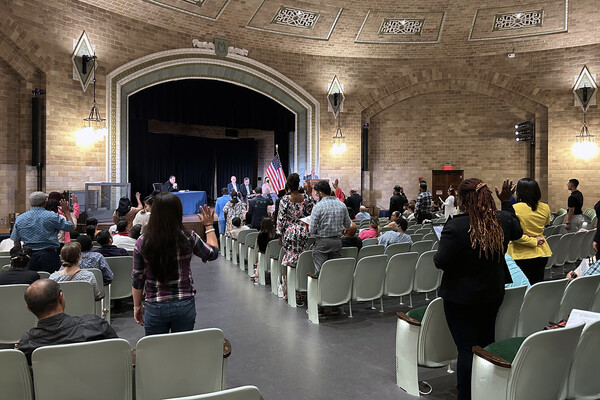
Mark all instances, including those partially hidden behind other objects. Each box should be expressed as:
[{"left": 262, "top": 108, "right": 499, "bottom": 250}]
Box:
[
  {"left": 132, "top": 192, "right": 218, "bottom": 335},
  {"left": 113, "top": 192, "right": 142, "bottom": 231},
  {"left": 507, "top": 178, "right": 551, "bottom": 284},
  {"left": 434, "top": 179, "right": 523, "bottom": 400}
]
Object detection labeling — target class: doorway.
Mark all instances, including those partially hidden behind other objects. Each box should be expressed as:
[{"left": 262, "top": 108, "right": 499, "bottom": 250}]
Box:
[{"left": 431, "top": 170, "right": 463, "bottom": 203}]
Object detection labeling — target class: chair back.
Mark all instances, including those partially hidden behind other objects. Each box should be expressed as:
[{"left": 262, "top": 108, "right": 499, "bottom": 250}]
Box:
[
  {"left": 106, "top": 256, "right": 134, "bottom": 300},
  {"left": 136, "top": 329, "right": 225, "bottom": 400},
  {"left": 422, "top": 232, "right": 437, "bottom": 242},
  {"left": 87, "top": 267, "right": 107, "bottom": 317},
  {"left": 340, "top": 247, "right": 358, "bottom": 260},
  {"left": 37, "top": 271, "right": 50, "bottom": 279},
  {"left": 552, "top": 212, "right": 566, "bottom": 225},
  {"left": 385, "top": 242, "right": 411, "bottom": 258},
  {"left": 31, "top": 339, "right": 132, "bottom": 400},
  {"left": 565, "top": 320, "right": 600, "bottom": 399},
  {"left": 517, "top": 279, "right": 569, "bottom": 336},
  {"left": 352, "top": 254, "right": 387, "bottom": 302},
  {"left": 508, "top": 323, "right": 584, "bottom": 400},
  {"left": 58, "top": 281, "right": 96, "bottom": 316},
  {"left": 543, "top": 226, "right": 555, "bottom": 237},
  {"left": 362, "top": 238, "right": 378, "bottom": 247},
  {"left": 245, "top": 232, "right": 259, "bottom": 251},
  {"left": 544, "top": 234, "right": 562, "bottom": 269},
  {"left": 163, "top": 386, "right": 261, "bottom": 400},
  {"left": 0, "top": 255, "right": 10, "bottom": 266},
  {"left": 405, "top": 225, "right": 419, "bottom": 234},
  {"left": 381, "top": 226, "right": 393, "bottom": 233},
  {"left": 152, "top": 183, "right": 162, "bottom": 191},
  {"left": 581, "top": 229, "right": 596, "bottom": 260},
  {"left": 557, "top": 274, "right": 600, "bottom": 320},
  {"left": 567, "top": 230, "right": 588, "bottom": 264},
  {"left": 0, "top": 349, "right": 33, "bottom": 400},
  {"left": 409, "top": 233, "right": 423, "bottom": 242},
  {"left": 410, "top": 240, "right": 434, "bottom": 256},
  {"left": 554, "top": 233, "right": 574, "bottom": 267},
  {"left": 296, "top": 250, "right": 314, "bottom": 292},
  {"left": 413, "top": 250, "right": 441, "bottom": 294},
  {"left": 384, "top": 252, "right": 418, "bottom": 297},
  {"left": 1, "top": 264, "right": 10, "bottom": 271},
  {"left": 317, "top": 258, "right": 355, "bottom": 306},
  {"left": 495, "top": 285, "right": 527, "bottom": 341},
  {"left": 0, "top": 286, "right": 35, "bottom": 343},
  {"left": 265, "top": 239, "right": 281, "bottom": 260},
  {"left": 357, "top": 245, "right": 384, "bottom": 263},
  {"left": 418, "top": 297, "right": 457, "bottom": 367},
  {"left": 237, "top": 229, "right": 255, "bottom": 245},
  {"left": 431, "top": 241, "right": 439, "bottom": 250}
]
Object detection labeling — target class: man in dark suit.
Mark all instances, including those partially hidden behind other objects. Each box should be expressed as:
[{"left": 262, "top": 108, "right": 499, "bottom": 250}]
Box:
[
  {"left": 239, "top": 177, "right": 254, "bottom": 201},
  {"left": 162, "top": 175, "right": 178, "bottom": 192},
  {"left": 246, "top": 187, "right": 273, "bottom": 229},
  {"left": 226, "top": 176, "right": 238, "bottom": 195},
  {"left": 389, "top": 185, "right": 407, "bottom": 214},
  {"left": 345, "top": 189, "right": 362, "bottom": 216}
]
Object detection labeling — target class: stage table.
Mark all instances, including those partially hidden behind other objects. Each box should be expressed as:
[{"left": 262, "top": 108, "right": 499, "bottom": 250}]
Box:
[{"left": 173, "top": 191, "right": 207, "bottom": 215}]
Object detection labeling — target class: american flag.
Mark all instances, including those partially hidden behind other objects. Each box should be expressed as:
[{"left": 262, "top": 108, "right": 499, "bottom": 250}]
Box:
[{"left": 266, "top": 154, "right": 286, "bottom": 192}]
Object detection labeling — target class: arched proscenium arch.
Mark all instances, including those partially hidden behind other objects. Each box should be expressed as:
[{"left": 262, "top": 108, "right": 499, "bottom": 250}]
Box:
[
  {"left": 106, "top": 48, "right": 320, "bottom": 184},
  {"left": 359, "top": 68, "right": 552, "bottom": 199}
]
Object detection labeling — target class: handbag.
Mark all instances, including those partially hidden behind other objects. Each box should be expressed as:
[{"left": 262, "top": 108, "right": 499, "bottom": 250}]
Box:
[{"left": 277, "top": 276, "right": 285, "bottom": 298}]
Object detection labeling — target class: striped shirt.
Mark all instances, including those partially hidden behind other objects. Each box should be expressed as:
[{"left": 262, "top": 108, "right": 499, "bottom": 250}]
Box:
[
  {"left": 132, "top": 230, "right": 218, "bottom": 303},
  {"left": 309, "top": 196, "right": 352, "bottom": 238},
  {"left": 416, "top": 190, "right": 433, "bottom": 216},
  {"left": 11, "top": 207, "right": 73, "bottom": 250}
]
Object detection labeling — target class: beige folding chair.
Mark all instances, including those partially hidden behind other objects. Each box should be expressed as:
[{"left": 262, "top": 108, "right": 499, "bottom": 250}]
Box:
[
  {"left": 58, "top": 281, "right": 96, "bottom": 317},
  {"left": 412, "top": 250, "right": 442, "bottom": 301},
  {"left": 356, "top": 244, "right": 385, "bottom": 263},
  {"left": 0, "top": 284, "right": 37, "bottom": 344},
  {"left": 244, "top": 232, "right": 259, "bottom": 277},
  {"left": 563, "top": 320, "right": 600, "bottom": 400},
  {"left": 384, "top": 242, "right": 411, "bottom": 258},
  {"left": 307, "top": 258, "right": 355, "bottom": 324},
  {"left": 352, "top": 254, "right": 387, "bottom": 312},
  {"left": 516, "top": 279, "right": 569, "bottom": 337},
  {"left": 106, "top": 256, "right": 133, "bottom": 301},
  {"left": 287, "top": 250, "right": 313, "bottom": 307},
  {"left": 383, "top": 252, "right": 418, "bottom": 309},
  {"left": 495, "top": 285, "right": 527, "bottom": 341},
  {"left": 0, "top": 349, "right": 33, "bottom": 400},
  {"left": 557, "top": 274, "right": 600, "bottom": 321},
  {"left": 340, "top": 246, "right": 358, "bottom": 260},
  {"left": 410, "top": 240, "right": 435, "bottom": 256}
]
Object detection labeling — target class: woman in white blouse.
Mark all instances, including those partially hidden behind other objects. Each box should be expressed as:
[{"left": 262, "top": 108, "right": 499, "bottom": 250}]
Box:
[{"left": 442, "top": 187, "right": 457, "bottom": 220}]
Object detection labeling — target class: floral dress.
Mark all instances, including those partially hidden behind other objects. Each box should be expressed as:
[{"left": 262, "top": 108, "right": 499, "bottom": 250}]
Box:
[
  {"left": 276, "top": 194, "right": 315, "bottom": 265},
  {"left": 222, "top": 200, "right": 247, "bottom": 233}
]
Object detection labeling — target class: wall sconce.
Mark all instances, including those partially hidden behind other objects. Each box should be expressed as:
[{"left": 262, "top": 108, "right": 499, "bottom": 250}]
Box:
[
  {"left": 572, "top": 66, "right": 597, "bottom": 159},
  {"left": 327, "top": 76, "right": 346, "bottom": 155}
]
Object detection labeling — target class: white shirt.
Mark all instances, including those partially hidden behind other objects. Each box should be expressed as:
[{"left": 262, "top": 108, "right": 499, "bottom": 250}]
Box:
[
  {"left": 443, "top": 195, "right": 457, "bottom": 220},
  {"left": 111, "top": 234, "right": 137, "bottom": 251}
]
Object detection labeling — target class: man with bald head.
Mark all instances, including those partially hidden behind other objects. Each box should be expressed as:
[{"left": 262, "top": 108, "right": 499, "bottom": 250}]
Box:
[
  {"left": 341, "top": 222, "right": 362, "bottom": 250},
  {"left": 17, "top": 279, "right": 117, "bottom": 363}
]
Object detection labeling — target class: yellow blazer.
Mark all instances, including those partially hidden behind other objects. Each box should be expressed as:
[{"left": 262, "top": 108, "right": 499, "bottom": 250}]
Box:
[{"left": 508, "top": 202, "right": 552, "bottom": 260}]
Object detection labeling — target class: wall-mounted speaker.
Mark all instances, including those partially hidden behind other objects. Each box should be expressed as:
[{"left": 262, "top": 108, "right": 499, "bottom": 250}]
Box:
[{"left": 32, "top": 97, "right": 42, "bottom": 167}]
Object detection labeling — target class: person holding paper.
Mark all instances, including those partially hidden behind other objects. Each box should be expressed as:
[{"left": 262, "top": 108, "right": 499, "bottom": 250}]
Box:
[{"left": 566, "top": 259, "right": 600, "bottom": 280}]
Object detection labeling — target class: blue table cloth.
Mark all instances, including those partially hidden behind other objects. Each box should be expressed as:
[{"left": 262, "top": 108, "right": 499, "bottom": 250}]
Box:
[{"left": 173, "top": 191, "right": 207, "bottom": 215}]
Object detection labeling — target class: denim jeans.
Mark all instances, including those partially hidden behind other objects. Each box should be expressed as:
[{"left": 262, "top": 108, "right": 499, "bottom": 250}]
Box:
[
  {"left": 143, "top": 297, "right": 196, "bottom": 336},
  {"left": 218, "top": 220, "right": 226, "bottom": 237}
]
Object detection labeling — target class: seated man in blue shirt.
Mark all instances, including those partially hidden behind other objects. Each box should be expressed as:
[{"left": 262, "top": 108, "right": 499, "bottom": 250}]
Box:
[
  {"left": 11, "top": 191, "right": 74, "bottom": 273},
  {"left": 355, "top": 206, "right": 371, "bottom": 220},
  {"left": 378, "top": 217, "right": 413, "bottom": 248}
]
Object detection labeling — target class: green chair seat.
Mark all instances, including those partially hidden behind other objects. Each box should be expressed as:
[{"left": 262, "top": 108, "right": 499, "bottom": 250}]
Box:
[
  {"left": 483, "top": 336, "right": 527, "bottom": 364},
  {"left": 406, "top": 306, "right": 427, "bottom": 323}
]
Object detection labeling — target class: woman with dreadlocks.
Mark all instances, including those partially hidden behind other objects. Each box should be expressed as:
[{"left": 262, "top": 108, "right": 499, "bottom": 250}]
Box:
[{"left": 434, "top": 178, "right": 523, "bottom": 400}]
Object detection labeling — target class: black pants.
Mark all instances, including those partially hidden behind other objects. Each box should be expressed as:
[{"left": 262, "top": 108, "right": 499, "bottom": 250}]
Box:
[
  {"left": 515, "top": 257, "right": 548, "bottom": 285},
  {"left": 443, "top": 298, "right": 502, "bottom": 400},
  {"left": 417, "top": 213, "right": 433, "bottom": 224},
  {"left": 28, "top": 248, "right": 61, "bottom": 273}
]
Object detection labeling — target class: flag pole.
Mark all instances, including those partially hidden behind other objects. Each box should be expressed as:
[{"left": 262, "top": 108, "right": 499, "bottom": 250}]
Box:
[{"left": 275, "top": 144, "right": 278, "bottom": 156}]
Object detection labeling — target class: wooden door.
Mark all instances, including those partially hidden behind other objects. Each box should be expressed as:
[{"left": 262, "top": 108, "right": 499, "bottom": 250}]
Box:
[{"left": 432, "top": 170, "right": 463, "bottom": 202}]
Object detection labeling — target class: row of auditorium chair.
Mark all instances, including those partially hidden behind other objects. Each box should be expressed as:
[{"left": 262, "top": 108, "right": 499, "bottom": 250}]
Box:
[
  {"left": 0, "top": 328, "right": 263, "bottom": 400},
  {"left": 395, "top": 274, "right": 600, "bottom": 399},
  {"left": 545, "top": 229, "right": 596, "bottom": 275}
]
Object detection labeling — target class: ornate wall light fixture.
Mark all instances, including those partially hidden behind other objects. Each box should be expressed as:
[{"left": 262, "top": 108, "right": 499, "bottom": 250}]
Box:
[
  {"left": 572, "top": 66, "right": 597, "bottom": 159},
  {"left": 327, "top": 76, "right": 346, "bottom": 155}
]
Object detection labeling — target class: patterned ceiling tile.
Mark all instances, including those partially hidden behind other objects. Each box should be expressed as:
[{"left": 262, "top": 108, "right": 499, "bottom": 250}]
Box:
[
  {"left": 247, "top": 0, "right": 342, "bottom": 40},
  {"left": 142, "top": 0, "right": 230, "bottom": 20},
  {"left": 469, "top": 0, "right": 567, "bottom": 41},
  {"left": 355, "top": 11, "right": 445, "bottom": 44}
]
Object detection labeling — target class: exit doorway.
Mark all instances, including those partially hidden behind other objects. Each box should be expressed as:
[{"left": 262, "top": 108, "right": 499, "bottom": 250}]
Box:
[{"left": 432, "top": 170, "right": 464, "bottom": 203}]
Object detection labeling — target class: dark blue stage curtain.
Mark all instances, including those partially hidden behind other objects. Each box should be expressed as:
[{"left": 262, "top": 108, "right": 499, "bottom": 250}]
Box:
[{"left": 128, "top": 79, "right": 293, "bottom": 201}]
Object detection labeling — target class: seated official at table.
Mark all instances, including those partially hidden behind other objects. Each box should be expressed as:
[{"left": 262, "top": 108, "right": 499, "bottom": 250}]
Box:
[{"left": 162, "top": 175, "right": 179, "bottom": 192}]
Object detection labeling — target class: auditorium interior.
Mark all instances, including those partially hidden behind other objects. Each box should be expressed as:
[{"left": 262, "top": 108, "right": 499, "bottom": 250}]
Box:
[{"left": 1, "top": 0, "right": 599, "bottom": 399}]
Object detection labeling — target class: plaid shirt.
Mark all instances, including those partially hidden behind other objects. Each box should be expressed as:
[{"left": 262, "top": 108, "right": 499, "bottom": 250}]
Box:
[
  {"left": 132, "top": 230, "right": 218, "bottom": 303},
  {"left": 309, "top": 196, "right": 351, "bottom": 238},
  {"left": 11, "top": 207, "right": 73, "bottom": 250},
  {"left": 583, "top": 259, "right": 600, "bottom": 277},
  {"left": 416, "top": 190, "right": 433, "bottom": 216}
]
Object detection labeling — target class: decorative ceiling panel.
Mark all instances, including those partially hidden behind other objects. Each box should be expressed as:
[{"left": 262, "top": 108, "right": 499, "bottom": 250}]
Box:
[
  {"left": 142, "top": 0, "right": 230, "bottom": 20},
  {"left": 469, "top": 0, "right": 567, "bottom": 41},
  {"left": 246, "top": 0, "right": 342, "bottom": 40},
  {"left": 355, "top": 11, "right": 445, "bottom": 44}
]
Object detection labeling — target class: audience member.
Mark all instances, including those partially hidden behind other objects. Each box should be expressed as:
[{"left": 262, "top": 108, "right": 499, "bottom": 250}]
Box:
[
  {"left": 253, "top": 217, "right": 277, "bottom": 280},
  {"left": 566, "top": 259, "right": 600, "bottom": 280},
  {"left": 261, "top": 177, "right": 271, "bottom": 196},
  {"left": 70, "top": 231, "right": 80, "bottom": 240},
  {"left": 227, "top": 176, "right": 238, "bottom": 194},
  {"left": 111, "top": 219, "right": 137, "bottom": 251},
  {"left": 504, "top": 254, "right": 531, "bottom": 288},
  {"left": 355, "top": 205, "right": 371, "bottom": 220},
  {"left": 273, "top": 189, "right": 286, "bottom": 222},
  {"left": 565, "top": 178, "right": 584, "bottom": 232},
  {"left": 389, "top": 185, "right": 408, "bottom": 215},
  {"left": 223, "top": 190, "right": 247, "bottom": 234},
  {"left": 162, "top": 175, "right": 178, "bottom": 192},
  {"left": 385, "top": 211, "right": 402, "bottom": 228},
  {"left": 442, "top": 187, "right": 457, "bottom": 220},
  {"left": 415, "top": 182, "right": 433, "bottom": 224},
  {"left": 358, "top": 217, "right": 380, "bottom": 240},
  {"left": 76, "top": 235, "right": 113, "bottom": 285},
  {"left": 247, "top": 187, "right": 273, "bottom": 229},
  {"left": 341, "top": 222, "right": 362, "bottom": 250},
  {"left": 112, "top": 192, "right": 143, "bottom": 231},
  {"left": 0, "top": 247, "right": 39, "bottom": 285},
  {"left": 50, "top": 242, "right": 100, "bottom": 296},
  {"left": 132, "top": 195, "right": 153, "bottom": 234},
  {"left": 129, "top": 224, "right": 142, "bottom": 241},
  {"left": 346, "top": 206, "right": 357, "bottom": 220},
  {"left": 309, "top": 180, "right": 351, "bottom": 272},
  {"left": 507, "top": 178, "right": 551, "bottom": 284},
  {"left": 17, "top": 279, "right": 117, "bottom": 363},
  {"left": 240, "top": 177, "right": 254, "bottom": 201},
  {"left": 333, "top": 178, "right": 345, "bottom": 202},
  {"left": 228, "top": 217, "right": 249, "bottom": 240},
  {"left": 433, "top": 179, "right": 523, "bottom": 400},
  {"left": 345, "top": 189, "right": 362, "bottom": 216},
  {"left": 85, "top": 225, "right": 96, "bottom": 240},
  {"left": 405, "top": 204, "right": 416, "bottom": 221},
  {"left": 276, "top": 174, "right": 315, "bottom": 267},
  {"left": 11, "top": 191, "right": 74, "bottom": 273},
  {"left": 132, "top": 192, "right": 219, "bottom": 335},
  {"left": 215, "top": 188, "right": 231, "bottom": 236},
  {"left": 378, "top": 217, "right": 412, "bottom": 248},
  {"left": 93, "top": 230, "right": 128, "bottom": 257},
  {"left": 48, "top": 192, "right": 79, "bottom": 243},
  {"left": 86, "top": 217, "right": 99, "bottom": 235}
]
